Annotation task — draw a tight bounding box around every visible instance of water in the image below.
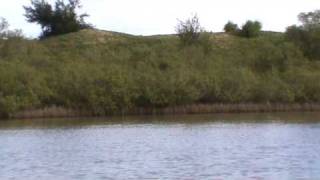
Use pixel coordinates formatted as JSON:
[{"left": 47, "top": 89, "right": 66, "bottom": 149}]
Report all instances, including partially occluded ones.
[{"left": 1, "top": 112, "right": 320, "bottom": 179}]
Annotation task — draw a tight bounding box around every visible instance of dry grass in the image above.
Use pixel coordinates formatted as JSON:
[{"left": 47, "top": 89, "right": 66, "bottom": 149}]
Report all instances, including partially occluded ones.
[
  {"left": 129, "top": 103, "right": 320, "bottom": 115},
  {"left": 12, "top": 106, "right": 93, "bottom": 119},
  {"left": 12, "top": 103, "right": 320, "bottom": 119}
]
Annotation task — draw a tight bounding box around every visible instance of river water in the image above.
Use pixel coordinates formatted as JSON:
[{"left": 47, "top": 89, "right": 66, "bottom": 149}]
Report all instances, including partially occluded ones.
[{"left": 0, "top": 112, "right": 320, "bottom": 179}]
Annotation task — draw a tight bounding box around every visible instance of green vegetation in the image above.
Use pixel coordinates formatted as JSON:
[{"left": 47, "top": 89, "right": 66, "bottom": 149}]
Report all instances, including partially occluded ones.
[
  {"left": 0, "top": 8, "right": 319, "bottom": 118},
  {"left": 285, "top": 10, "right": 320, "bottom": 60},
  {"left": 0, "top": 27, "right": 319, "bottom": 118},
  {"left": 24, "top": 0, "right": 91, "bottom": 38},
  {"left": 239, "top": 20, "right": 262, "bottom": 38},
  {"left": 223, "top": 20, "right": 262, "bottom": 38},
  {"left": 224, "top": 21, "right": 238, "bottom": 34}
]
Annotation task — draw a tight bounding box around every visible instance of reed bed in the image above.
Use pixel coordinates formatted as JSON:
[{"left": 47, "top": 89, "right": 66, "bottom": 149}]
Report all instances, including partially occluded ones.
[{"left": 11, "top": 103, "right": 320, "bottom": 119}]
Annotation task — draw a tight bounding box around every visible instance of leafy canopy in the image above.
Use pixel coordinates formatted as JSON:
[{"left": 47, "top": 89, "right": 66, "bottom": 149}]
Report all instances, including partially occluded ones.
[
  {"left": 240, "top": 20, "right": 262, "bottom": 38},
  {"left": 24, "top": 0, "right": 92, "bottom": 38},
  {"left": 224, "top": 21, "right": 239, "bottom": 34},
  {"left": 286, "top": 10, "right": 320, "bottom": 60}
]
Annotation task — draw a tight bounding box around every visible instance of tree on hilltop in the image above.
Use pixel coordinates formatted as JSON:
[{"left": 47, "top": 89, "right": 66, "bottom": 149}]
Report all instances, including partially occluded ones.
[
  {"left": 240, "top": 20, "right": 262, "bottom": 38},
  {"left": 24, "top": 0, "right": 92, "bottom": 38},
  {"left": 286, "top": 10, "right": 320, "bottom": 60},
  {"left": 224, "top": 21, "right": 239, "bottom": 34}
]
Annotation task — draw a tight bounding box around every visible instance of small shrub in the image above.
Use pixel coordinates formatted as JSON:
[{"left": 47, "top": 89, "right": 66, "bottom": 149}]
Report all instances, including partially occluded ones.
[{"left": 175, "top": 14, "right": 203, "bottom": 46}]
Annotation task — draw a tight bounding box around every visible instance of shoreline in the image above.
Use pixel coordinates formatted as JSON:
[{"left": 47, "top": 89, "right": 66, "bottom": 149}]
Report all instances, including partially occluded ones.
[{"left": 10, "top": 103, "right": 320, "bottom": 120}]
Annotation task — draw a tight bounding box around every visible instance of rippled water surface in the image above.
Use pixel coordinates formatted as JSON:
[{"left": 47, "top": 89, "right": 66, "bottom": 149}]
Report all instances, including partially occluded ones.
[{"left": 1, "top": 112, "right": 320, "bottom": 179}]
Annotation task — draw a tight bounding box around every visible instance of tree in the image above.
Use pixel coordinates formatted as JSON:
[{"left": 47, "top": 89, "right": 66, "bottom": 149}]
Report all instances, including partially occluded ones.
[
  {"left": 0, "top": 18, "right": 9, "bottom": 39},
  {"left": 24, "top": 0, "right": 92, "bottom": 38},
  {"left": 285, "top": 25, "right": 308, "bottom": 51},
  {"left": 286, "top": 10, "right": 320, "bottom": 60},
  {"left": 240, "top": 20, "right": 262, "bottom": 38},
  {"left": 0, "top": 18, "right": 8, "bottom": 33},
  {"left": 298, "top": 10, "right": 320, "bottom": 29},
  {"left": 175, "top": 14, "right": 203, "bottom": 46},
  {"left": 0, "top": 18, "right": 23, "bottom": 39},
  {"left": 224, "top": 21, "right": 238, "bottom": 34}
]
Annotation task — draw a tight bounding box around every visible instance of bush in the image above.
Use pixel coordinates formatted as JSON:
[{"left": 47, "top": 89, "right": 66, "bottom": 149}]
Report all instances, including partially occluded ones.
[
  {"left": 224, "top": 21, "right": 239, "bottom": 34},
  {"left": 217, "top": 68, "right": 257, "bottom": 103},
  {"left": 240, "top": 20, "right": 262, "bottom": 38},
  {"left": 284, "top": 68, "right": 320, "bottom": 102},
  {"left": 0, "top": 62, "right": 50, "bottom": 117},
  {"left": 175, "top": 14, "right": 203, "bottom": 46},
  {"left": 251, "top": 72, "right": 295, "bottom": 103}
]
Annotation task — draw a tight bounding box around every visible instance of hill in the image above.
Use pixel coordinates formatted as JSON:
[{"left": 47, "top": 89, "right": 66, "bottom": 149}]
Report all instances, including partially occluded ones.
[{"left": 0, "top": 29, "right": 319, "bottom": 118}]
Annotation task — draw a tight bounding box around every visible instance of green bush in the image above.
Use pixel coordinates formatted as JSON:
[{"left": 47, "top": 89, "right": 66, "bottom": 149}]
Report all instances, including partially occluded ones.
[
  {"left": 251, "top": 72, "right": 295, "bottom": 103},
  {"left": 240, "top": 20, "right": 262, "bottom": 38},
  {"left": 284, "top": 68, "right": 320, "bottom": 102},
  {"left": 0, "top": 62, "right": 50, "bottom": 117},
  {"left": 224, "top": 21, "right": 239, "bottom": 34}
]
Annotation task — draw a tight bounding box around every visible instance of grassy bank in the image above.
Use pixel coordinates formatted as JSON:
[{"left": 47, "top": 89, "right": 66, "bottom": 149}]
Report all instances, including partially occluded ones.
[{"left": 0, "top": 29, "right": 320, "bottom": 119}]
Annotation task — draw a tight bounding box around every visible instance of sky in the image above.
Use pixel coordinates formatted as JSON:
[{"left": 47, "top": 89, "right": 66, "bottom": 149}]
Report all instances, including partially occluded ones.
[{"left": 0, "top": 0, "right": 319, "bottom": 37}]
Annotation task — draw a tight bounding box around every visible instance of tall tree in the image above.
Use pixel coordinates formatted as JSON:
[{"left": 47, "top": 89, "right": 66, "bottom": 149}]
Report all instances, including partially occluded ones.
[{"left": 24, "top": 0, "right": 92, "bottom": 38}]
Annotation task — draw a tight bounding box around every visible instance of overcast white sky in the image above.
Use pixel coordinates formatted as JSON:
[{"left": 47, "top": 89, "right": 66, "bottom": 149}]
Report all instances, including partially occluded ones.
[{"left": 0, "top": 0, "right": 319, "bottom": 37}]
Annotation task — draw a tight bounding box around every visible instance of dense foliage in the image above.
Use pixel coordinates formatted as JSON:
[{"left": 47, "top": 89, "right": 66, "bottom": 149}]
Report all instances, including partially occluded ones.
[
  {"left": 240, "top": 20, "right": 262, "bottom": 38},
  {"left": 24, "top": 0, "right": 91, "bottom": 38},
  {"left": 0, "top": 9, "right": 319, "bottom": 118},
  {"left": 223, "top": 20, "right": 262, "bottom": 38},
  {"left": 224, "top": 21, "right": 238, "bottom": 34},
  {"left": 0, "top": 28, "right": 319, "bottom": 117},
  {"left": 285, "top": 10, "right": 320, "bottom": 60}
]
